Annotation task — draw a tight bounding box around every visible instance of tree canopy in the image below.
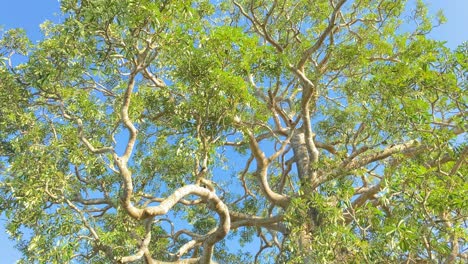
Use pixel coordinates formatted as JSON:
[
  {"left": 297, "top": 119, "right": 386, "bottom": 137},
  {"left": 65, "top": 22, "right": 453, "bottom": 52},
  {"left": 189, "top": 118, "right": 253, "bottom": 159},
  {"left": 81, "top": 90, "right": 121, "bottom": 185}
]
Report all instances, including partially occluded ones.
[{"left": 0, "top": 0, "right": 466, "bottom": 263}]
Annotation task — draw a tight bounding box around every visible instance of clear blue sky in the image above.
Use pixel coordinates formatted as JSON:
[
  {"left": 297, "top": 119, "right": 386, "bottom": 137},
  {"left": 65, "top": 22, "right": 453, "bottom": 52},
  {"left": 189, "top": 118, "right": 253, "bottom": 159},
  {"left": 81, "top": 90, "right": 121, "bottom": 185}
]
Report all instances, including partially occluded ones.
[{"left": 0, "top": 0, "right": 467, "bottom": 262}]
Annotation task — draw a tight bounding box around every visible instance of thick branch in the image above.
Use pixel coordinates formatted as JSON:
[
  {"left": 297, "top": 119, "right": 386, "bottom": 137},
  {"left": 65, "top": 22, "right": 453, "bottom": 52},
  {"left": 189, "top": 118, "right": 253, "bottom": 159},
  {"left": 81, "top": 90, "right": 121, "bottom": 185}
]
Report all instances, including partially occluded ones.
[
  {"left": 246, "top": 130, "right": 290, "bottom": 208},
  {"left": 230, "top": 211, "right": 287, "bottom": 234}
]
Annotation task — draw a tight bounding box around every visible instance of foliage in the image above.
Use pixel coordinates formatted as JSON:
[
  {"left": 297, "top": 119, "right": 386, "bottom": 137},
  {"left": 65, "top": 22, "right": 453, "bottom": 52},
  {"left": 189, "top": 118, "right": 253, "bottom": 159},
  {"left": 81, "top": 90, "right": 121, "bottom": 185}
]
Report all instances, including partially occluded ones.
[{"left": 0, "top": 0, "right": 466, "bottom": 263}]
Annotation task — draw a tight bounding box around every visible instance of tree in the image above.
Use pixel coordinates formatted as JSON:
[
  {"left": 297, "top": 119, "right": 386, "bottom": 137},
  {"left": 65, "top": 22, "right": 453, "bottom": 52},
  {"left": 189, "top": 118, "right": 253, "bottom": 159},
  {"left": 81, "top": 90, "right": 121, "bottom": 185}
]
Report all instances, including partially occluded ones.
[{"left": 0, "top": 0, "right": 466, "bottom": 263}]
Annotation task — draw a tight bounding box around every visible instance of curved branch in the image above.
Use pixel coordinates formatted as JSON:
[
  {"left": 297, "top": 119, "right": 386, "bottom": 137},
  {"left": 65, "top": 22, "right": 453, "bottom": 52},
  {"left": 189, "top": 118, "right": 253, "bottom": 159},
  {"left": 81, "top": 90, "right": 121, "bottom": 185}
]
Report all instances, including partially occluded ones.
[
  {"left": 123, "top": 185, "right": 230, "bottom": 262},
  {"left": 246, "top": 130, "right": 290, "bottom": 208},
  {"left": 120, "top": 218, "right": 153, "bottom": 263},
  {"left": 114, "top": 71, "right": 140, "bottom": 219},
  {"left": 77, "top": 118, "right": 114, "bottom": 154},
  {"left": 120, "top": 72, "right": 138, "bottom": 162}
]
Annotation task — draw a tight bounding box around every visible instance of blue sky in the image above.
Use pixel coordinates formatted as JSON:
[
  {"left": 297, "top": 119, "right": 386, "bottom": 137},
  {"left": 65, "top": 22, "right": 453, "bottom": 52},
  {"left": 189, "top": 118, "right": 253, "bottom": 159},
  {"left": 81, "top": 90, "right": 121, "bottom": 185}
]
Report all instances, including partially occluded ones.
[{"left": 0, "top": 0, "right": 467, "bottom": 262}]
